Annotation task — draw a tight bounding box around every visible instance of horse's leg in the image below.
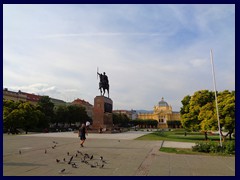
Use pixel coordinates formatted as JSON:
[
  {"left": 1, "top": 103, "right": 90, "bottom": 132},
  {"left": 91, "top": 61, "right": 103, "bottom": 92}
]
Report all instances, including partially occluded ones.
[{"left": 103, "top": 88, "right": 105, "bottom": 96}]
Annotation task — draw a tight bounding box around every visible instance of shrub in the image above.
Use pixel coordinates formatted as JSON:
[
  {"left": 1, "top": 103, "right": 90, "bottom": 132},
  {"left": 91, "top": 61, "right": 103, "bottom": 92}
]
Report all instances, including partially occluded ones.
[
  {"left": 192, "top": 141, "right": 235, "bottom": 154},
  {"left": 192, "top": 142, "right": 211, "bottom": 153},
  {"left": 224, "top": 141, "right": 235, "bottom": 154}
]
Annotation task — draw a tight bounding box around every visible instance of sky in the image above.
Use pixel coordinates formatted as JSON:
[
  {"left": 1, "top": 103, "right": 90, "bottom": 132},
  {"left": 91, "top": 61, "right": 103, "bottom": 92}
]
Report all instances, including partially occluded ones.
[{"left": 3, "top": 4, "right": 235, "bottom": 111}]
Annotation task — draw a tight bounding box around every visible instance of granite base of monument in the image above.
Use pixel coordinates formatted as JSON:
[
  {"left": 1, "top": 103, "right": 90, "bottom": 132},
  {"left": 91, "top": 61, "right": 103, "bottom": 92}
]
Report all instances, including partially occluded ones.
[{"left": 92, "top": 96, "right": 113, "bottom": 132}]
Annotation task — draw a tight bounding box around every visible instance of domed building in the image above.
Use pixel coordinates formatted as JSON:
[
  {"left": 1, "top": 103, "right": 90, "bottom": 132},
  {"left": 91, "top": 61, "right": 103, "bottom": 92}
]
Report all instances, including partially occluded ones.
[{"left": 138, "top": 97, "right": 181, "bottom": 128}]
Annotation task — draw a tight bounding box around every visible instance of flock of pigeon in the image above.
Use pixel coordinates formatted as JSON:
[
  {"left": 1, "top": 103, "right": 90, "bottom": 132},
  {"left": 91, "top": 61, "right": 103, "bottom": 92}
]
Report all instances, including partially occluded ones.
[
  {"left": 52, "top": 141, "right": 108, "bottom": 174},
  {"left": 19, "top": 140, "right": 107, "bottom": 174}
]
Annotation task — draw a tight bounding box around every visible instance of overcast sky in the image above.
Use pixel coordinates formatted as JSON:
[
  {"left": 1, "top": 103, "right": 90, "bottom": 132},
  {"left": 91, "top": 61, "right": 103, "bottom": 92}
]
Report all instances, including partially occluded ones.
[{"left": 3, "top": 4, "right": 235, "bottom": 111}]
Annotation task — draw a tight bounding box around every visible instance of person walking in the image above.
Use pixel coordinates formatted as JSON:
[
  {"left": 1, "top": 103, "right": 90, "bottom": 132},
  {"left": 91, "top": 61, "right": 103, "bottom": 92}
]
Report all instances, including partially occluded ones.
[{"left": 78, "top": 123, "right": 87, "bottom": 147}]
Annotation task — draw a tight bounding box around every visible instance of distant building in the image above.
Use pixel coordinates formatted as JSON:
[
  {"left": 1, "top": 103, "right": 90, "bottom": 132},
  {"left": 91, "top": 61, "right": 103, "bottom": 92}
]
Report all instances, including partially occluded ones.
[
  {"left": 71, "top": 98, "right": 93, "bottom": 119},
  {"left": 3, "top": 88, "right": 27, "bottom": 102},
  {"left": 113, "top": 109, "right": 137, "bottom": 120},
  {"left": 3, "top": 88, "right": 66, "bottom": 107},
  {"left": 20, "top": 91, "right": 41, "bottom": 105},
  {"left": 138, "top": 97, "right": 181, "bottom": 128},
  {"left": 3, "top": 88, "right": 41, "bottom": 105}
]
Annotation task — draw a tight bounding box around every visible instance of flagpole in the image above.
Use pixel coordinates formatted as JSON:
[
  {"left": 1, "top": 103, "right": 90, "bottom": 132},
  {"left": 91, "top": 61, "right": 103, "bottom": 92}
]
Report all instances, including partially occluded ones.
[{"left": 210, "top": 49, "right": 222, "bottom": 147}]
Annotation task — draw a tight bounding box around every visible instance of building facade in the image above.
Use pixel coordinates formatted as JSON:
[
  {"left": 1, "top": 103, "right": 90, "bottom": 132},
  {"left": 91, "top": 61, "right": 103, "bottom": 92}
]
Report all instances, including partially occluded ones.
[
  {"left": 3, "top": 88, "right": 66, "bottom": 107},
  {"left": 71, "top": 98, "right": 93, "bottom": 119},
  {"left": 138, "top": 97, "right": 181, "bottom": 128},
  {"left": 113, "top": 109, "right": 137, "bottom": 120}
]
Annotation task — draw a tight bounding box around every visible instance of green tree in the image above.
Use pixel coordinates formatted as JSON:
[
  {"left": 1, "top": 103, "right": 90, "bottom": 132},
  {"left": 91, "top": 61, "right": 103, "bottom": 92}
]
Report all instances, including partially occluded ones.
[
  {"left": 17, "top": 102, "right": 42, "bottom": 133},
  {"left": 113, "top": 113, "right": 130, "bottom": 127},
  {"left": 218, "top": 90, "right": 235, "bottom": 140},
  {"left": 3, "top": 100, "right": 43, "bottom": 134},
  {"left": 54, "top": 105, "right": 68, "bottom": 127},
  {"left": 180, "top": 95, "right": 191, "bottom": 115},
  {"left": 198, "top": 102, "right": 218, "bottom": 140},
  {"left": 180, "top": 90, "right": 235, "bottom": 141},
  {"left": 37, "top": 96, "right": 54, "bottom": 128},
  {"left": 66, "top": 105, "right": 88, "bottom": 126}
]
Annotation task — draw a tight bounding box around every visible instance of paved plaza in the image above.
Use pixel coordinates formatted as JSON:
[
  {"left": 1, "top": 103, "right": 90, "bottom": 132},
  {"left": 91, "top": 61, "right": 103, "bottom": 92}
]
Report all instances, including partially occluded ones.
[{"left": 3, "top": 131, "right": 235, "bottom": 176}]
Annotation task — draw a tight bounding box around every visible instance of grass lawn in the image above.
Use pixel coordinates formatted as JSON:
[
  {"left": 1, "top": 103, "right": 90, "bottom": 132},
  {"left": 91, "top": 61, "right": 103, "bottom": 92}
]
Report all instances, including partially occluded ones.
[
  {"left": 135, "top": 129, "right": 233, "bottom": 143},
  {"left": 135, "top": 129, "right": 235, "bottom": 156},
  {"left": 160, "top": 147, "right": 235, "bottom": 156}
]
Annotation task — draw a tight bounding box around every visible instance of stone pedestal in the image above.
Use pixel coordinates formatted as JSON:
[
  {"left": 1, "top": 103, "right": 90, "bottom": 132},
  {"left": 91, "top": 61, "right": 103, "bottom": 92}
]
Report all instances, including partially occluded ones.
[{"left": 92, "top": 96, "right": 113, "bottom": 131}]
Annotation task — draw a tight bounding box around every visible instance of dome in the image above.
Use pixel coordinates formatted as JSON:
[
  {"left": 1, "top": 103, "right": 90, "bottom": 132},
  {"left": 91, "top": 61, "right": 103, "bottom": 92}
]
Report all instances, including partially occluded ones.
[{"left": 158, "top": 97, "right": 169, "bottom": 107}]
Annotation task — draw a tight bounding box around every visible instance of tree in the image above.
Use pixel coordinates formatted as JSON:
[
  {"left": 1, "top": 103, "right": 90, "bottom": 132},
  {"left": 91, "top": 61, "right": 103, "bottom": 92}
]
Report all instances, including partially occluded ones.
[
  {"left": 167, "top": 120, "right": 181, "bottom": 129},
  {"left": 198, "top": 102, "right": 218, "bottom": 140},
  {"left": 180, "top": 90, "right": 235, "bottom": 141},
  {"left": 17, "top": 102, "right": 42, "bottom": 133},
  {"left": 37, "top": 96, "right": 54, "bottom": 128},
  {"left": 66, "top": 105, "right": 88, "bottom": 126},
  {"left": 113, "top": 113, "right": 130, "bottom": 127},
  {"left": 3, "top": 100, "right": 43, "bottom": 134},
  {"left": 54, "top": 105, "right": 68, "bottom": 127},
  {"left": 218, "top": 90, "right": 235, "bottom": 140},
  {"left": 180, "top": 95, "right": 191, "bottom": 115}
]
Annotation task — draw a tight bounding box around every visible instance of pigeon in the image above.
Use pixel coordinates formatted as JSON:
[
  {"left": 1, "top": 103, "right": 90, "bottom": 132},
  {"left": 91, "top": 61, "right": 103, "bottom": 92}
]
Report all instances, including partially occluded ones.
[
  {"left": 77, "top": 150, "right": 83, "bottom": 156},
  {"left": 67, "top": 152, "right": 70, "bottom": 156},
  {"left": 84, "top": 153, "right": 90, "bottom": 158},
  {"left": 84, "top": 161, "right": 89, "bottom": 165},
  {"left": 63, "top": 158, "right": 66, "bottom": 162},
  {"left": 101, "top": 160, "right": 107, "bottom": 164},
  {"left": 118, "top": 140, "right": 120, "bottom": 142},
  {"left": 91, "top": 164, "right": 96, "bottom": 168},
  {"left": 100, "top": 164, "right": 104, "bottom": 168},
  {"left": 52, "top": 146, "right": 55, "bottom": 149},
  {"left": 100, "top": 156, "right": 103, "bottom": 160},
  {"left": 75, "top": 154, "right": 78, "bottom": 157},
  {"left": 45, "top": 149, "right": 47, "bottom": 154},
  {"left": 72, "top": 163, "right": 77, "bottom": 168},
  {"left": 56, "top": 159, "right": 60, "bottom": 163},
  {"left": 90, "top": 155, "right": 93, "bottom": 160},
  {"left": 59, "top": 169, "right": 65, "bottom": 173},
  {"left": 68, "top": 156, "right": 73, "bottom": 164},
  {"left": 19, "top": 150, "right": 21, "bottom": 154}
]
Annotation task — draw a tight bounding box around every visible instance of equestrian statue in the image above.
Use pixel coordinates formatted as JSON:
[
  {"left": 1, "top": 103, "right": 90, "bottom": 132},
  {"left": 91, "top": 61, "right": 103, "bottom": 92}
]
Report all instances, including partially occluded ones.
[{"left": 97, "top": 69, "right": 110, "bottom": 98}]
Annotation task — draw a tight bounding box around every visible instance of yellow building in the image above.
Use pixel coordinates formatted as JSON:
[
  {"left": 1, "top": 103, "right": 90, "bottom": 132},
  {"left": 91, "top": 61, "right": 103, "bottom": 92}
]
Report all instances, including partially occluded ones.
[{"left": 138, "top": 97, "right": 181, "bottom": 128}]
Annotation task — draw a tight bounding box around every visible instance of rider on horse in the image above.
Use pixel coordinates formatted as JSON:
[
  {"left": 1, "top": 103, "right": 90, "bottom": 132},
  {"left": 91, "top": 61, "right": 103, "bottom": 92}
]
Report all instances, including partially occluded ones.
[{"left": 97, "top": 71, "right": 109, "bottom": 97}]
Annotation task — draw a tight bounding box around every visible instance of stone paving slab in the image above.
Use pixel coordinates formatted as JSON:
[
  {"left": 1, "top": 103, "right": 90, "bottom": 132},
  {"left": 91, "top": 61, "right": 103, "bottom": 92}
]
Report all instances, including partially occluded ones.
[
  {"left": 3, "top": 132, "right": 235, "bottom": 176},
  {"left": 19, "top": 131, "right": 152, "bottom": 140},
  {"left": 162, "top": 141, "right": 195, "bottom": 149}
]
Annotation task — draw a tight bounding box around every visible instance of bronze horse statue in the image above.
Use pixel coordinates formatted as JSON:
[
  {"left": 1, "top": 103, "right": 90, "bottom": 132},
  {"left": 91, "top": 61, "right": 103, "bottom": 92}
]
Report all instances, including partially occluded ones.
[
  {"left": 99, "top": 81, "right": 109, "bottom": 98},
  {"left": 98, "top": 72, "right": 109, "bottom": 98}
]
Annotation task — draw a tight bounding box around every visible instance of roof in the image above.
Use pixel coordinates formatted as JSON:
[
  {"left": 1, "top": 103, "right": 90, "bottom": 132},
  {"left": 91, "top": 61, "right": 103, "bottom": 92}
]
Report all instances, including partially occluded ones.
[{"left": 158, "top": 97, "right": 169, "bottom": 107}]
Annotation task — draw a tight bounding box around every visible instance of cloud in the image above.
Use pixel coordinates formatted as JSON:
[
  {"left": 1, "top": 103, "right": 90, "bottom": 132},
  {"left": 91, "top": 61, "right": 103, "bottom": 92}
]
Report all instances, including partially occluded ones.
[
  {"left": 3, "top": 4, "right": 235, "bottom": 111},
  {"left": 189, "top": 58, "right": 208, "bottom": 68}
]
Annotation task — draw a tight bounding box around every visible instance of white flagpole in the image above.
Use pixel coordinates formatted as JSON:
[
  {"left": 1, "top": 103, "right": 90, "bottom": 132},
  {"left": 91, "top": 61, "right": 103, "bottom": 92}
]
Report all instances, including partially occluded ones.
[{"left": 210, "top": 49, "right": 222, "bottom": 147}]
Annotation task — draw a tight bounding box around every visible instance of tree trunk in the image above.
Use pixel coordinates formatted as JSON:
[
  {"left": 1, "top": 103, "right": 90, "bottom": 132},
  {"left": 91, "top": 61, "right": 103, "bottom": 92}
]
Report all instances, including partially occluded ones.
[
  {"left": 229, "top": 133, "right": 232, "bottom": 140},
  {"left": 204, "top": 131, "right": 208, "bottom": 140}
]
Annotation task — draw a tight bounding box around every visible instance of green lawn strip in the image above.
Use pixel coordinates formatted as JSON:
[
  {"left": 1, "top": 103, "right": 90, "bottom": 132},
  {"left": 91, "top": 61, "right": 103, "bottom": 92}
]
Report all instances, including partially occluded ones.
[
  {"left": 135, "top": 131, "right": 230, "bottom": 143},
  {"left": 159, "top": 147, "right": 235, "bottom": 156},
  {"left": 160, "top": 147, "right": 196, "bottom": 154}
]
